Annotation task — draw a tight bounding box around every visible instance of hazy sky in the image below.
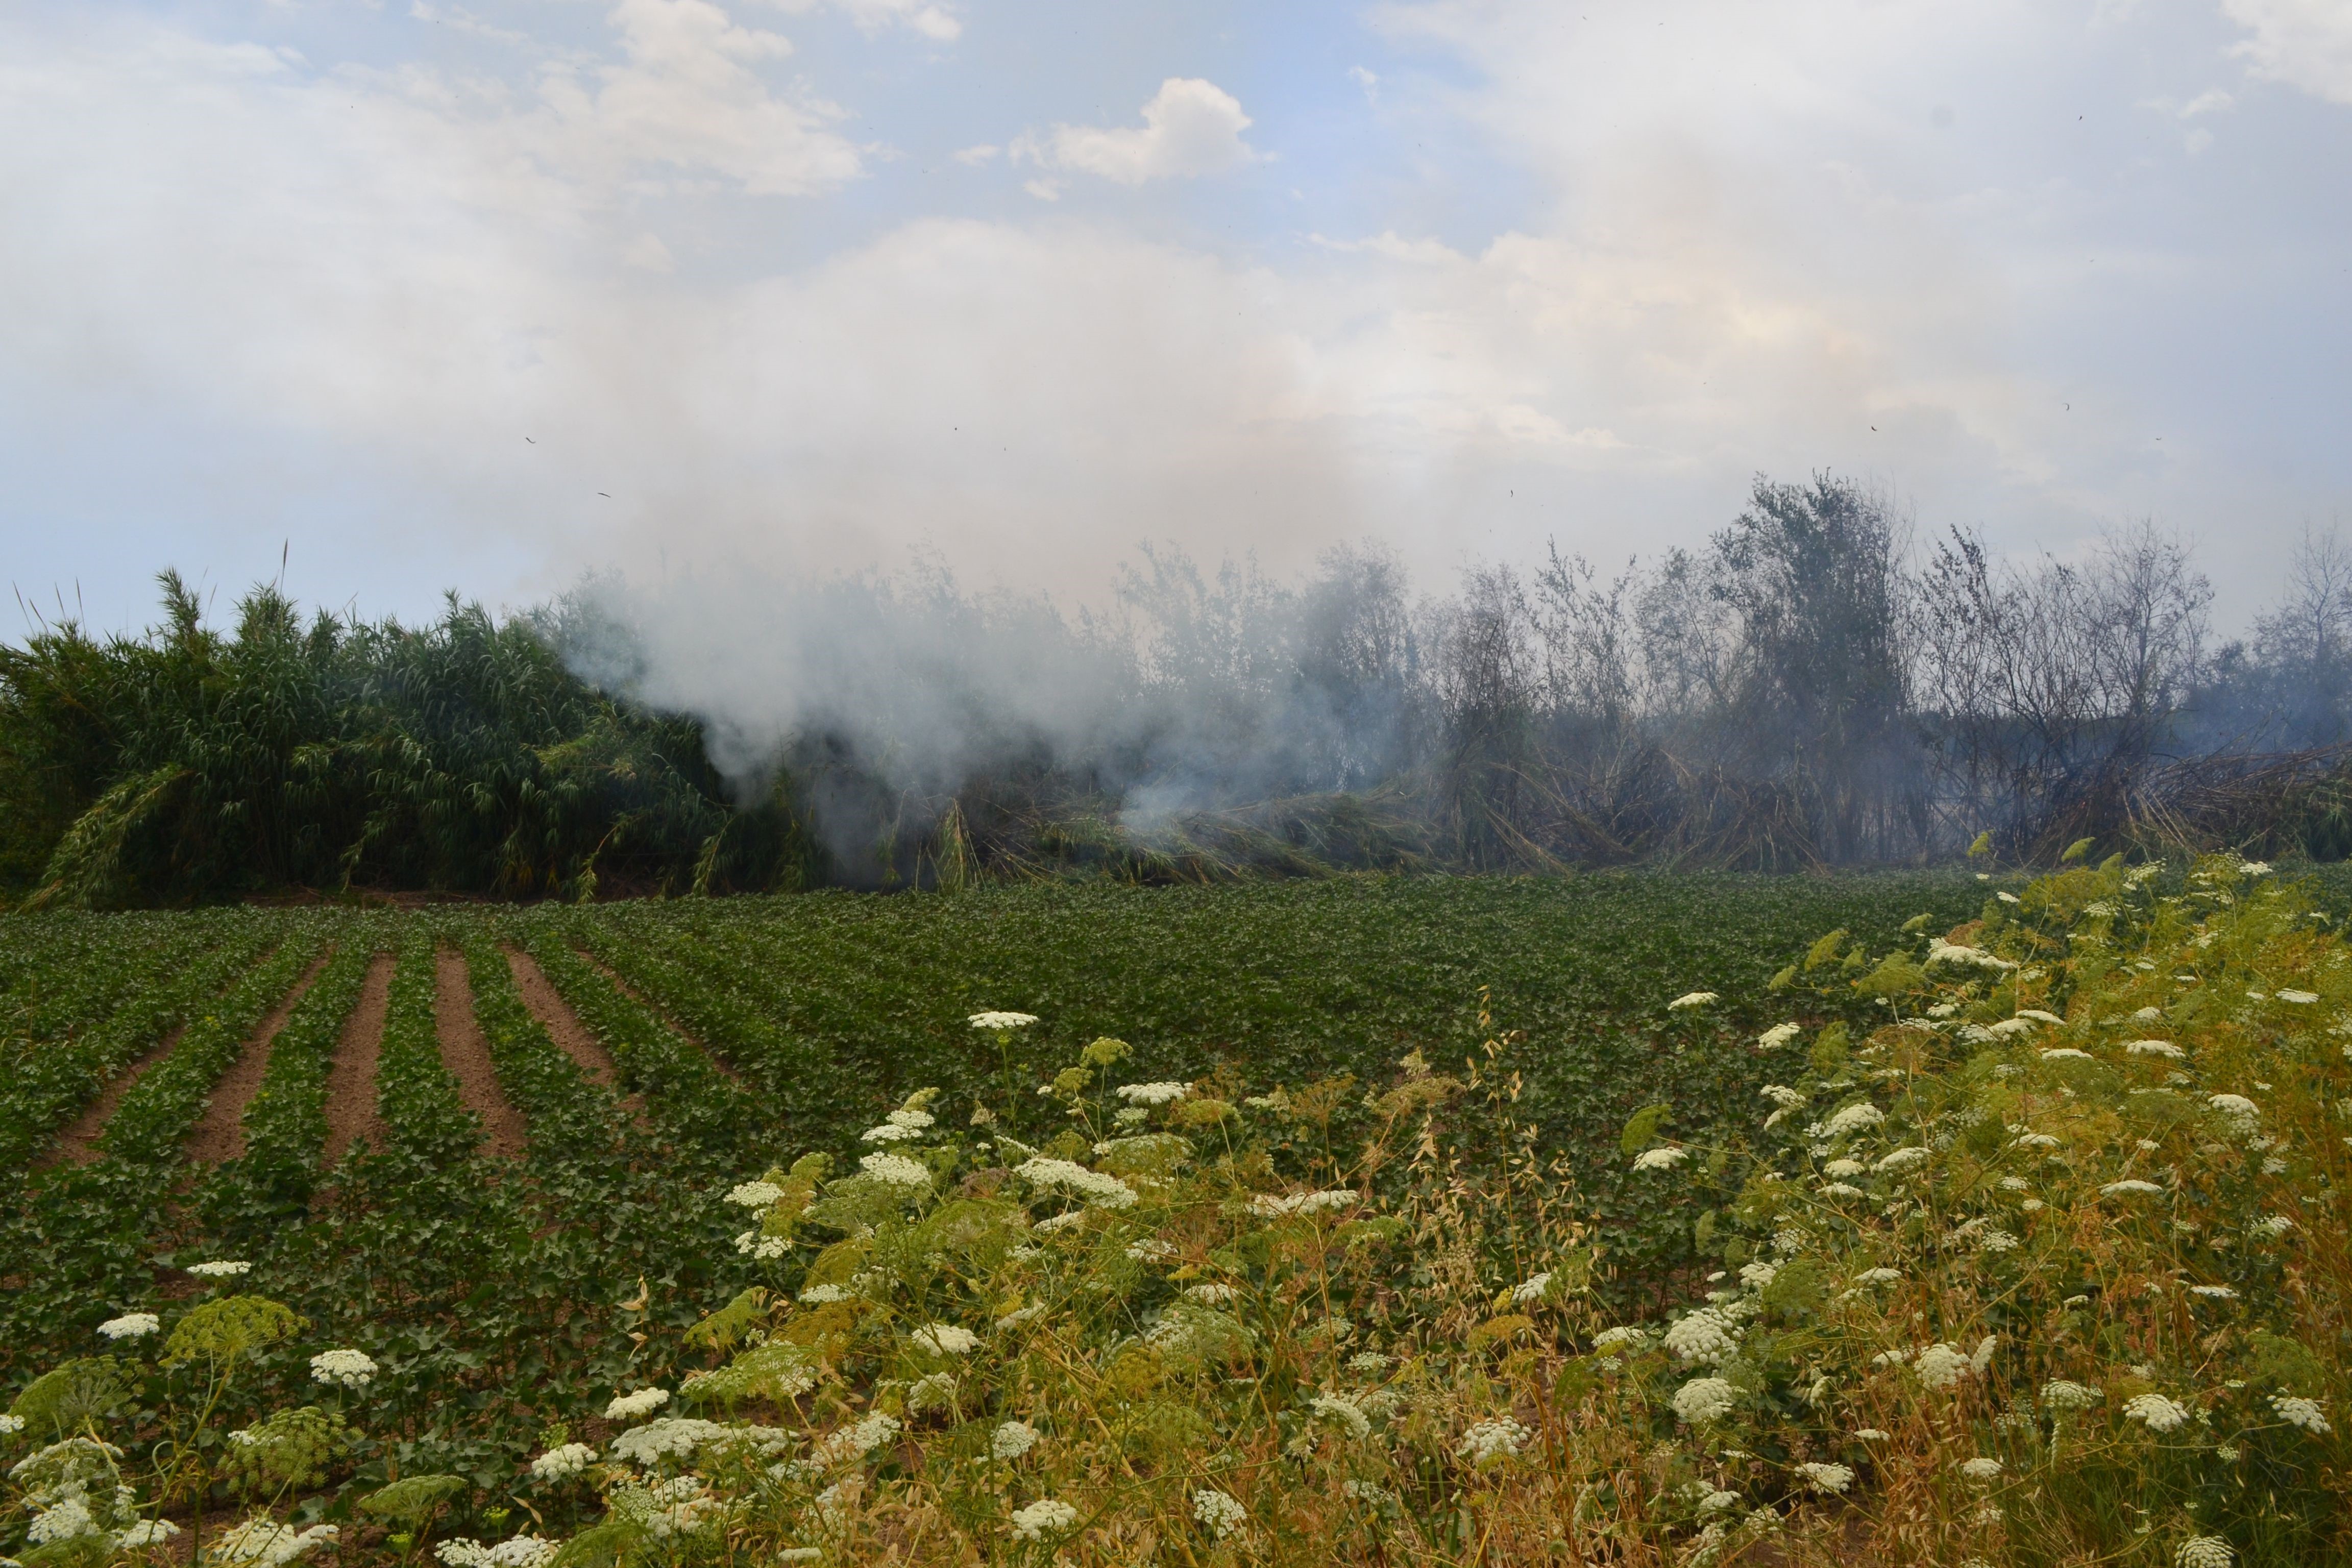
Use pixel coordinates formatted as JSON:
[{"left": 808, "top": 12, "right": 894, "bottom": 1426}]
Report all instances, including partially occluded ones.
[{"left": 4, "top": 0, "right": 2348, "bottom": 635}]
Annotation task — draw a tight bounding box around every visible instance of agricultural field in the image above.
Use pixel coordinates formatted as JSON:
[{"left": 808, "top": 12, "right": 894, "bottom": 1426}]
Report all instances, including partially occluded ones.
[{"left": 7, "top": 864, "right": 2352, "bottom": 1564}]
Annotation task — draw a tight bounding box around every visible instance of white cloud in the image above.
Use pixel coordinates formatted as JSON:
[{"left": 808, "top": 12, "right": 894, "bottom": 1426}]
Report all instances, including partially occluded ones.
[
  {"left": 765, "top": 0, "right": 961, "bottom": 43},
  {"left": 950, "top": 143, "right": 998, "bottom": 164},
  {"left": 525, "top": 0, "right": 860, "bottom": 197},
  {"left": 1013, "top": 78, "right": 1258, "bottom": 185},
  {"left": 2223, "top": 0, "right": 2352, "bottom": 104}
]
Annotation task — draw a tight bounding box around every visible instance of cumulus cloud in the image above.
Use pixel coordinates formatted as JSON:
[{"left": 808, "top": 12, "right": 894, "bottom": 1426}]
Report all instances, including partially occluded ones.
[
  {"left": 2223, "top": 0, "right": 2352, "bottom": 104},
  {"left": 1013, "top": 78, "right": 1259, "bottom": 184}
]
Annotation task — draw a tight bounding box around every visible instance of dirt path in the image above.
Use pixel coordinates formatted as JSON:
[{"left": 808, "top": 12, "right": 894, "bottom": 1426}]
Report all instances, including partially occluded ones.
[
  {"left": 322, "top": 953, "right": 395, "bottom": 1165},
  {"left": 505, "top": 946, "right": 624, "bottom": 1090},
  {"left": 42, "top": 1026, "right": 189, "bottom": 1169},
  {"left": 182, "top": 952, "right": 334, "bottom": 1165},
  {"left": 434, "top": 947, "right": 528, "bottom": 1158},
  {"left": 580, "top": 950, "right": 745, "bottom": 1084}
]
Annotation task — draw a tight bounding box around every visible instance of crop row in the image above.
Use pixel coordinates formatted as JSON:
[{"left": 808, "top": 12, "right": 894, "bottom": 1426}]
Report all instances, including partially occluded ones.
[
  {"left": 0, "top": 912, "right": 284, "bottom": 1172},
  {"left": 0, "top": 919, "right": 331, "bottom": 1367},
  {"left": 511, "top": 924, "right": 756, "bottom": 1156},
  {"left": 197, "top": 929, "right": 381, "bottom": 1239}
]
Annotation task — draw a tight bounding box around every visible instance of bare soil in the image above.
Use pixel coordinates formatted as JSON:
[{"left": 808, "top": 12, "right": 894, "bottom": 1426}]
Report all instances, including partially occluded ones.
[
  {"left": 41, "top": 1027, "right": 187, "bottom": 1169},
  {"left": 582, "top": 950, "right": 745, "bottom": 1083},
  {"left": 505, "top": 946, "right": 651, "bottom": 1123},
  {"left": 321, "top": 953, "right": 395, "bottom": 1165},
  {"left": 182, "top": 951, "right": 333, "bottom": 1165},
  {"left": 434, "top": 946, "right": 528, "bottom": 1158}
]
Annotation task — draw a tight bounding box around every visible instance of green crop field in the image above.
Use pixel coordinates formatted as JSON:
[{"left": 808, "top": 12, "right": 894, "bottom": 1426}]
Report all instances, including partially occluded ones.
[
  {"left": 8, "top": 865, "right": 2352, "bottom": 1563},
  {"left": 0, "top": 876, "right": 1981, "bottom": 1478}
]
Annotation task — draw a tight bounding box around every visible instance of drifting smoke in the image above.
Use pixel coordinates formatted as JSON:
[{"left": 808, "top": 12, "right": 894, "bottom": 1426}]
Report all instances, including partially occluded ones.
[{"left": 554, "top": 475, "right": 2352, "bottom": 886}]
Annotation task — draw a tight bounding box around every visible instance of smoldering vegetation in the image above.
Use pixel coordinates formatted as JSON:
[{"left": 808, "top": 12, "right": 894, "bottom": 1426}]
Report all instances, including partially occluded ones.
[
  {"left": 7, "top": 473, "right": 2351, "bottom": 905},
  {"left": 563, "top": 473, "right": 2352, "bottom": 889}
]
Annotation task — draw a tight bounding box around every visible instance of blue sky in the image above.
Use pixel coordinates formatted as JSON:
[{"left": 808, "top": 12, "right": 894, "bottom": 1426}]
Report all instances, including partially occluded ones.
[{"left": 3, "top": 0, "right": 2349, "bottom": 637}]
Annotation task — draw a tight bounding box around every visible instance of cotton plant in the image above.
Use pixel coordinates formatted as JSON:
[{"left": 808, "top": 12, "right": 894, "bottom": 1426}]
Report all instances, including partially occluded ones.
[{"left": 1603, "top": 852, "right": 2348, "bottom": 1564}]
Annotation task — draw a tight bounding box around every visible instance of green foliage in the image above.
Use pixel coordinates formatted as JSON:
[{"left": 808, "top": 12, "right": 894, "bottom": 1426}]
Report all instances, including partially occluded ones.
[
  {"left": 162, "top": 1295, "right": 304, "bottom": 1368},
  {"left": 221, "top": 1405, "right": 355, "bottom": 1494},
  {"left": 358, "top": 1473, "right": 469, "bottom": 1525},
  {"left": 0, "top": 576, "right": 811, "bottom": 906},
  {"left": 7, "top": 1358, "right": 131, "bottom": 1437}
]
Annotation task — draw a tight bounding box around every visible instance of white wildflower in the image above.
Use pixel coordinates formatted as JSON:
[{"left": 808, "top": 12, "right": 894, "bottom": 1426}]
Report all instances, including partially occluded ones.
[
  {"left": 2277, "top": 989, "right": 2318, "bottom": 1004},
  {"left": 1251, "top": 1189, "right": 1359, "bottom": 1216},
  {"left": 1875, "top": 1146, "right": 1929, "bottom": 1174},
  {"left": 1959, "top": 1457, "right": 2002, "bottom": 1481},
  {"left": 185, "top": 1261, "right": 250, "bottom": 1279},
  {"left": 1822, "top": 1157, "right": 1865, "bottom": 1177},
  {"left": 26, "top": 1498, "right": 98, "bottom": 1544},
  {"left": 996, "top": 1303, "right": 1044, "bottom": 1328},
  {"left": 1016, "top": 1158, "right": 1137, "bottom": 1209},
  {"left": 1698, "top": 1488, "right": 1739, "bottom": 1512},
  {"left": 1758, "top": 1023, "right": 1802, "bottom": 1049},
  {"left": 2040, "top": 1047, "right": 2093, "bottom": 1061},
  {"left": 1927, "top": 941, "right": 2016, "bottom": 972},
  {"left": 1591, "top": 1327, "right": 1649, "bottom": 1352},
  {"left": 2271, "top": 1394, "right": 2330, "bottom": 1434},
  {"left": 1032, "top": 1210, "right": 1088, "bottom": 1233},
  {"left": 860, "top": 1123, "right": 920, "bottom": 1142},
  {"left": 2188, "top": 1284, "right": 2237, "bottom": 1300},
  {"left": 96, "top": 1313, "right": 160, "bottom": 1341},
  {"left": 1819, "top": 1102, "right": 1885, "bottom": 1139},
  {"left": 1852, "top": 1428, "right": 1890, "bottom": 1440},
  {"left": 857, "top": 1152, "right": 933, "bottom": 1189},
  {"left": 2101, "top": 1179, "right": 2164, "bottom": 1196},
  {"left": 309, "top": 1349, "right": 377, "bottom": 1389},
  {"left": 1632, "top": 1146, "right": 1688, "bottom": 1172},
  {"left": 2123, "top": 1393, "right": 2191, "bottom": 1432},
  {"left": 1668, "top": 991, "right": 1718, "bottom": 1011},
  {"left": 799, "top": 1284, "right": 849, "bottom": 1304},
  {"left": 2251, "top": 1215, "right": 2294, "bottom": 1239},
  {"left": 991, "top": 1420, "right": 1040, "bottom": 1460},
  {"left": 118, "top": 1520, "right": 183, "bottom": 1547},
  {"left": 1186, "top": 1283, "right": 1238, "bottom": 1305},
  {"left": 1737, "top": 1261, "right": 1777, "bottom": 1289},
  {"left": 605, "top": 1388, "right": 671, "bottom": 1421},
  {"left": 1852, "top": 1267, "right": 1902, "bottom": 1286},
  {"left": 810, "top": 1412, "right": 900, "bottom": 1467},
  {"left": 2207, "top": 1093, "right": 2260, "bottom": 1125},
  {"left": 1794, "top": 1462, "right": 1854, "bottom": 1494},
  {"left": 1008, "top": 1498, "right": 1077, "bottom": 1540},
  {"left": 1673, "top": 1378, "right": 1740, "bottom": 1424},
  {"left": 439, "top": 1539, "right": 559, "bottom": 1568},
  {"left": 1819, "top": 1182, "right": 1868, "bottom": 1198},
  {"left": 211, "top": 1520, "right": 338, "bottom": 1567},
  {"left": 1662, "top": 1308, "right": 1743, "bottom": 1365},
  {"left": 1510, "top": 1273, "right": 1554, "bottom": 1305},
  {"left": 2125, "top": 1040, "right": 2184, "bottom": 1058},
  {"left": 1761, "top": 1084, "right": 1808, "bottom": 1110},
  {"left": 968, "top": 1012, "right": 1039, "bottom": 1030},
  {"left": 1193, "top": 1489, "right": 1248, "bottom": 1539},
  {"left": 1310, "top": 1393, "right": 1373, "bottom": 1439},
  {"left": 911, "top": 1324, "right": 978, "bottom": 1357},
  {"left": 2175, "top": 1536, "right": 2235, "bottom": 1568},
  {"left": 1455, "top": 1419, "right": 1530, "bottom": 1465},
  {"left": 2042, "top": 1380, "right": 2101, "bottom": 1410},
  {"left": 530, "top": 1443, "right": 596, "bottom": 1482},
  {"left": 1115, "top": 1082, "right": 1190, "bottom": 1105},
  {"left": 1913, "top": 1343, "right": 1974, "bottom": 1389},
  {"left": 724, "top": 1181, "right": 784, "bottom": 1208}
]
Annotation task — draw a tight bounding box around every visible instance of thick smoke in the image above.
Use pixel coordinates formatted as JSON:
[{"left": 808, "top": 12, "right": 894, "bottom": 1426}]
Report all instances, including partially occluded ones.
[{"left": 553, "top": 480, "right": 2352, "bottom": 883}]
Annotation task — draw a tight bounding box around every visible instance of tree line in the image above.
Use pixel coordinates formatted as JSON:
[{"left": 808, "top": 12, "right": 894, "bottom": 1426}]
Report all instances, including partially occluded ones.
[{"left": 5, "top": 475, "right": 2348, "bottom": 904}]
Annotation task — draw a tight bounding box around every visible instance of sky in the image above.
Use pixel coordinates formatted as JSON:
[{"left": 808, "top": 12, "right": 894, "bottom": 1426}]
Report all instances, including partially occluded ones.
[{"left": 3, "top": 0, "right": 2349, "bottom": 638}]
